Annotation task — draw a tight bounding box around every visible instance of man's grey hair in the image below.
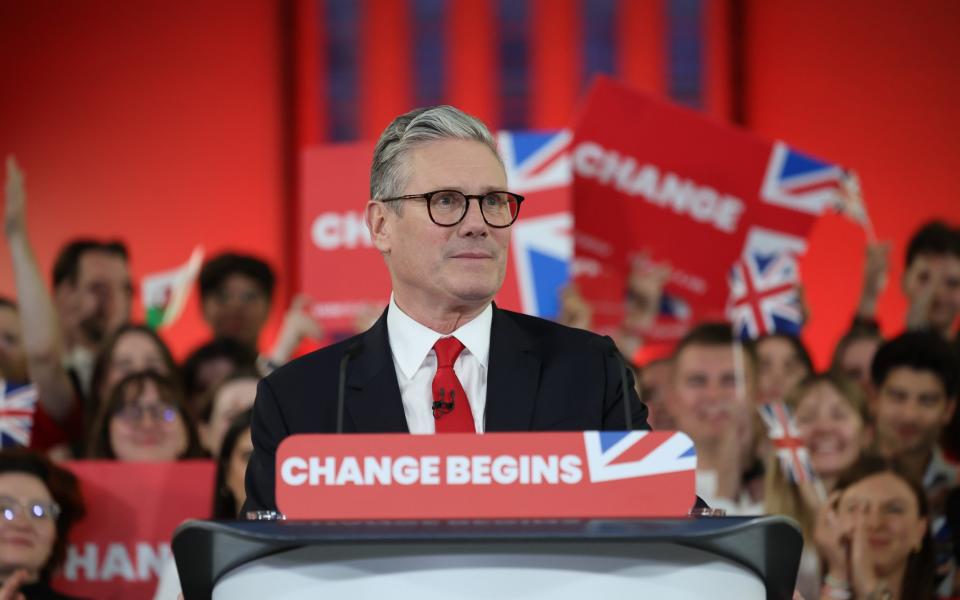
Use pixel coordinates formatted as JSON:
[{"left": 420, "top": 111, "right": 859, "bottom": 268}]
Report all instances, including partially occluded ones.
[{"left": 370, "top": 105, "right": 502, "bottom": 202}]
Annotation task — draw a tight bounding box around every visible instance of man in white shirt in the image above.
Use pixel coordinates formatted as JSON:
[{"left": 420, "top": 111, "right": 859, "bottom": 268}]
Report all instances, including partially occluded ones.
[{"left": 244, "top": 105, "right": 648, "bottom": 512}]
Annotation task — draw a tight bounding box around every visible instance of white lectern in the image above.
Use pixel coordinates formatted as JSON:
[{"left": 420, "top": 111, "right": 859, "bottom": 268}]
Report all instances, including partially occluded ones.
[{"left": 173, "top": 516, "right": 801, "bottom": 600}]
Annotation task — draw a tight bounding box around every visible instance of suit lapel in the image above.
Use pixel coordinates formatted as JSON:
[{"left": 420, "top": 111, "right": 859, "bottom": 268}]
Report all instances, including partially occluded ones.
[
  {"left": 344, "top": 308, "right": 409, "bottom": 433},
  {"left": 485, "top": 307, "right": 541, "bottom": 431}
]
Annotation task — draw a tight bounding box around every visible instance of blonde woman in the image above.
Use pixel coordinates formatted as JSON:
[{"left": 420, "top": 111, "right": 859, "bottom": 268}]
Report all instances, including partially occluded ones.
[{"left": 764, "top": 373, "right": 872, "bottom": 599}]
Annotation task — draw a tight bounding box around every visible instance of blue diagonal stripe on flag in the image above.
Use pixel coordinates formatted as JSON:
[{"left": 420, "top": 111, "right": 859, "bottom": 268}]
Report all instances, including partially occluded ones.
[
  {"left": 781, "top": 149, "right": 834, "bottom": 178},
  {"left": 599, "top": 431, "right": 632, "bottom": 453}
]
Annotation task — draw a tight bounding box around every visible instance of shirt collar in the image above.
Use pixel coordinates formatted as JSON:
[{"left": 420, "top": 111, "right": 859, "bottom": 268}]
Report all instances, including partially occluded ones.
[{"left": 387, "top": 294, "right": 492, "bottom": 379}]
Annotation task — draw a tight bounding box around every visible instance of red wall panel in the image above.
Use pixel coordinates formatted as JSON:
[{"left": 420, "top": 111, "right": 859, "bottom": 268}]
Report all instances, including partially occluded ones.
[
  {"left": 0, "top": 0, "right": 288, "bottom": 358},
  {"left": 744, "top": 0, "right": 960, "bottom": 365}
]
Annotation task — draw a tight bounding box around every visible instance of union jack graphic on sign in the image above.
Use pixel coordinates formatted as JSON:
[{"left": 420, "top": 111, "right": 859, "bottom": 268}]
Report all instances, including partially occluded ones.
[
  {"left": 760, "top": 141, "right": 848, "bottom": 217},
  {"left": 0, "top": 380, "right": 38, "bottom": 448},
  {"left": 583, "top": 430, "right": 696, "bottom": 483},
  {"left": 727, "top": 250, "right": 803, "bottom": 340},
  {"left": 758, "top": 402, "right": 815, "bottom": 484}
]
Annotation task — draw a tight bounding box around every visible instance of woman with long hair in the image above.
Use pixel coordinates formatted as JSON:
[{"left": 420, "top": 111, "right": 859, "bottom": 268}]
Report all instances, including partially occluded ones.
[
  {"left": 764, "top": 372, "right": 871, "bottom": 598},
  {"left": 815, "top": 454, "right": 936, "bottom": 599}
]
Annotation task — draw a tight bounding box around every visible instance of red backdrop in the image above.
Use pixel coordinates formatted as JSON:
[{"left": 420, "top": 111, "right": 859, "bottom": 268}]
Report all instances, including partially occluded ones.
[
  {"left": 1, "top": 0, "right": 959, "bottom": 366},
  {"left": 0, "top": 0, "right": 289, "bottom": 358}
]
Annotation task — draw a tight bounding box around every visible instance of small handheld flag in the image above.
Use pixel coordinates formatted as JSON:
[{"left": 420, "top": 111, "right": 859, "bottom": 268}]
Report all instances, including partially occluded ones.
[
  {"left": 758, "top": 402, "right": 815, "bottom": 484},
  {"left": 142, "top": 246, "right": 204, "bottom": 330},
  {"left": 0, "top": 380, "right": 38, "bottom": 448}
]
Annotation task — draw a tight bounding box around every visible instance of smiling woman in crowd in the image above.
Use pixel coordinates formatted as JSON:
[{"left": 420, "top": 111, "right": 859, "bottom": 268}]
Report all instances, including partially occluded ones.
[
  {"left": 815, "top": 454, "right": 936, "bottom": 600},
  {"left": 765, "top": 372, "right": 871, "bottom": 599},
  {"left": 0, "top": 449, "right": 85, "bottom": 600},
  {"left": 87, "top": 371, "right": 203, "bottom": 462}
]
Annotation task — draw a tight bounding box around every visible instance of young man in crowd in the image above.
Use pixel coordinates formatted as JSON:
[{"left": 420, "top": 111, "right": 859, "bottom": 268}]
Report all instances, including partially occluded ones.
[
  {"left": 668, "top": 322, "right": 762, "bottom": 514},
  {"left": 870, "top": 330, "right": 958, "bottom": 592},
  {"left": 856, "top": 220, "right": 960, "bottom": 339},
  {"left": 198, "top": 253, "right": 275, "bottom": 352},
  {"left": 51, "top": 239, "right": 133, "bottom": 391}
]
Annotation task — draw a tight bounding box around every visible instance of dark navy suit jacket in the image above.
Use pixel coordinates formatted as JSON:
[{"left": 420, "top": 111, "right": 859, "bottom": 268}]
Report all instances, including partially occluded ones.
[{"left": 243, "top": 305, "right": 650, "bottom": 512}]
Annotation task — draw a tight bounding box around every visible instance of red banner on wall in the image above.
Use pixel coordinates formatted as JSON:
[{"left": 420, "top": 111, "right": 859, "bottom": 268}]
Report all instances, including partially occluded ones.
[
  {"left": 276, "top": 431, "right": 696, "bottom": 520},
  {"left": 572, "top": 77, "right": 849, "bottom": 340},
  {"left": 53, "top": 460, "right": 214, "bottom": 600}
]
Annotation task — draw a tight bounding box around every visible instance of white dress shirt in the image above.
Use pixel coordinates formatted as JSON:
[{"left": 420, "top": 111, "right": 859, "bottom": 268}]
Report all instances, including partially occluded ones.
[{"left": 386, "top": 295, "right": 491, "bottom": 434}]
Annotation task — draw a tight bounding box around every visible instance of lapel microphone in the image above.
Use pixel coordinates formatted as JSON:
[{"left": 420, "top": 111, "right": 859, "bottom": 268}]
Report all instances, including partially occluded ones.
[
  {"left": 336, "top": 339, "right": 365, "bottom": 434},
  {"left": 433, "top": 387, "right": 455, "bottom": 418}
]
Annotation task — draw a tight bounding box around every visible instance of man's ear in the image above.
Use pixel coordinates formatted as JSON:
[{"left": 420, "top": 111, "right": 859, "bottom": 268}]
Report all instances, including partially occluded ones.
[
  {"left": 942, "top": 397, "right": 957, "bottom": 425},
  {"left": 365, "top": 200, "right": 392, "bottom": 255}
]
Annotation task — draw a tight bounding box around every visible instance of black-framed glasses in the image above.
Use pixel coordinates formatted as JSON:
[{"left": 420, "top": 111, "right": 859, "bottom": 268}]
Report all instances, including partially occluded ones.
[
  {"left": 379, "top": 189, "right": 524, "bottom": 228},
  {"left": 0, "top": 496, "right": 61, "bottom": 522}
]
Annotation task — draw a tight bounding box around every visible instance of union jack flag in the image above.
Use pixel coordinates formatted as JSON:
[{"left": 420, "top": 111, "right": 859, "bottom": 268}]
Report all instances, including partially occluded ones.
[
  {"left": 583, "top": 430, "right": 696, "bottom": 483},
  {"left": 501, "top": 130, "right": 573, "bottom": 319},
  {"left": 0, "top": 380, "right": 38, "bottom": 448},
  {"left": 727, "top": 249, "right": 803, "bottom": 340},
  {"left": 760, "top": 142, "right": 848, "bottom": 215},
  {"left": 758, "top": 402, "right": 815, "bottom": 484}
]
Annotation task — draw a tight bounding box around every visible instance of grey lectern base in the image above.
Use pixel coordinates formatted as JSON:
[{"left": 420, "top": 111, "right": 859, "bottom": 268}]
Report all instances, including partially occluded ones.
[{"left": 173, "top": 517, "right": 801, "bottom": 600}]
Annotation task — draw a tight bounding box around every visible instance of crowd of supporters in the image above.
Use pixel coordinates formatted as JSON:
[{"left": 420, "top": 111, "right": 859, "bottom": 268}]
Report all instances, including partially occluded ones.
[{"left": 2, "top": 153, "right": 960, "bottom": 600}]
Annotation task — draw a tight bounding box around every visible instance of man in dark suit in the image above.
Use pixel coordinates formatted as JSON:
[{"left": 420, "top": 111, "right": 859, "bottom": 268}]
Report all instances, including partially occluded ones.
[{"left": 244, "top": 105, "right": 648, "bottom": 513}]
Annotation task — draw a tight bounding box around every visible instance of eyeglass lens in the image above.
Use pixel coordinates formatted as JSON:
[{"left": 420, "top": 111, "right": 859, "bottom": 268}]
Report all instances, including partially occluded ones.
[
  {"left": 429, "top": 191, "right": 519, "bottom": 226},
  {"left": 0, "top": 496, "right": 60, "bottom": 521},
  {"left": 117, "top": 403, "right": 178, "bottom": 424}
]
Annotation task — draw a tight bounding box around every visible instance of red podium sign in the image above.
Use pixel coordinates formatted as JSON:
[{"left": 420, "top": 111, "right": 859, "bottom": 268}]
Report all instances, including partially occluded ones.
[{"left": 276, "top": 431, "right": 695, "bottom": 520}]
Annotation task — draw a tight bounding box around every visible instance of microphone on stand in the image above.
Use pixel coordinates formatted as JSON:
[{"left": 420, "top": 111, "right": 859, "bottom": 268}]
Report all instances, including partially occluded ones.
[
  {"left": 432, "top": 388, "right": 455, "bottom": 417},
  {"left": 336, "top": 339, "right": 364, "bottom": 434}
]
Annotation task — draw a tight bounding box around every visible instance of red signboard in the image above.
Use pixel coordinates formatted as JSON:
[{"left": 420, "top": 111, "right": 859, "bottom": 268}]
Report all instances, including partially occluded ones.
[
  {"left": 276, "top": 431, "right": 696, "bottom": 520},
  {"left": 572, "top": 77, "right": 847, "bottom": 341},
  {"left": 53, "top": 460, "right": 215, "bottom": 600}
]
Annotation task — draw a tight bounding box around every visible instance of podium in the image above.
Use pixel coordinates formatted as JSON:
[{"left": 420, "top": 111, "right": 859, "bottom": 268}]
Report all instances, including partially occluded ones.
[{"left": 172, "top": 516, "right": 802, "bottom": 600}]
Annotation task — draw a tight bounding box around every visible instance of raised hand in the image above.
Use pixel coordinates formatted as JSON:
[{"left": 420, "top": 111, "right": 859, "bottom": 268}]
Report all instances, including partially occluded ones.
[
  {"left": 4, "top": 155, "right": 27, "bottom": 238},
  {"left": 623, "top": 253, "right": 671, "bottom": 333},
  {"left": 857, "top": 241, "right": 891, "bottom": 318},
  {"left": 269, "top": 294, "right": 324, "bottom": 366},
  {"left": 557, "top": 283, "right": 593, "bottom": 330},
  {"left": 814, "top": 491, "right": 853, "bottom": 580},
  {"left": 0, "top": 568, "right": 27, "bottom": 600}
]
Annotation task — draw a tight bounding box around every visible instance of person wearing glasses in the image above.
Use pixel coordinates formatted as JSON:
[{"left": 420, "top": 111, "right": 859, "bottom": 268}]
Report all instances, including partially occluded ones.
[
  {"left": 87, "top": 371, "right": 204, "bottom": 461},
  {"left": 0, "top": 448, "right": 85, "bottom": 599},
  {"left": 243, "top": 105, "right": 649, "bottom": 512}
]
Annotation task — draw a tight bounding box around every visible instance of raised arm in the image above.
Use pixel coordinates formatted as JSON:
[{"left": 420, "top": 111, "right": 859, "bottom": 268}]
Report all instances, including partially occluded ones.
[{"left": 4, "top": 156, "right": 76, "bottom": 422}]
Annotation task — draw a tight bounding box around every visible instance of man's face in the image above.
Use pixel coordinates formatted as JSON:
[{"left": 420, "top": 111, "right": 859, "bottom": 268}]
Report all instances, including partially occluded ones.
[
  {"left": 201, "top": 274, "right": 270, "bottom": 349},
  {"left": 902, "top": 253, "right": 960, "bottom": 332},
  {"left": 66, "top": 251, "right": 132, "bottom": 345},
  {"left": 873, "top": 366, "right": 956, "bottom": 457},
  {"left": 367, "top": 139, "right": 510, "bottom": 316},
  {"left": 640, "top": 359, "right": 677, "bottom": 430},
  {"left": 670, "top": 344, "right": 752, "bottom": 445}
]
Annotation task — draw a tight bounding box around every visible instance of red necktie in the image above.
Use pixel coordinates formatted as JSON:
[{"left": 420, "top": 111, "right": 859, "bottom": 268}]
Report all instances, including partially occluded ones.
[{"left": 432, "top": 337, "right": 476, "bottom": 433}]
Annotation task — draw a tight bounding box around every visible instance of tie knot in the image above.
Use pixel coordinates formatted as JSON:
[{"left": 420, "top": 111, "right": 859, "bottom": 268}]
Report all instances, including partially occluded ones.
[{"left": 433, "top": 337, "right": 465, "bottom": 367}]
